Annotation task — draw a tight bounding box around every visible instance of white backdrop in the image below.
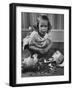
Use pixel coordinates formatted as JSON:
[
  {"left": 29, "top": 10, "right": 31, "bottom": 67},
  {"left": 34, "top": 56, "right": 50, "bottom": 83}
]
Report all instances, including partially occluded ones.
[{"left": 0, "top": 0, "right": 72, "bottom": 89}]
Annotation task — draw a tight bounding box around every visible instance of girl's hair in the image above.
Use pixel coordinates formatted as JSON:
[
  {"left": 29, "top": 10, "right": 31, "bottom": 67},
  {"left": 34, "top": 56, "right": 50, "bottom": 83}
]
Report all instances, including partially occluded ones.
[{"left": 35, "top": 15, "right": 52, "bottom": 33}]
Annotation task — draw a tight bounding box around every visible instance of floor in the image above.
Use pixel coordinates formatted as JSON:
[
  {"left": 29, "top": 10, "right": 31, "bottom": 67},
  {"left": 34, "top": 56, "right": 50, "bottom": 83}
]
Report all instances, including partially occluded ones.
[
  {"left": 21, "top": 42, "right": 64, "bottom": 77},
  {"left": 21, "top": 66, "right": 64, "bottom": 77}
]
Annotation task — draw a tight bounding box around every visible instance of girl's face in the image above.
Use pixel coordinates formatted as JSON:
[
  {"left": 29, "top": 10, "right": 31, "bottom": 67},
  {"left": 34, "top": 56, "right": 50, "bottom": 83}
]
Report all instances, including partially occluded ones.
[{"left": 39, "top": 19, "right": 48, "bottom": 36}]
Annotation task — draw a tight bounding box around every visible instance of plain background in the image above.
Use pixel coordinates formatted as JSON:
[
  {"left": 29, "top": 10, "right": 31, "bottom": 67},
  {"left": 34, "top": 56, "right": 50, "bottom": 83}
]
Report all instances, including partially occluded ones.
[{"left": 0, "top": 0, "right": 72, "bottom": 89}]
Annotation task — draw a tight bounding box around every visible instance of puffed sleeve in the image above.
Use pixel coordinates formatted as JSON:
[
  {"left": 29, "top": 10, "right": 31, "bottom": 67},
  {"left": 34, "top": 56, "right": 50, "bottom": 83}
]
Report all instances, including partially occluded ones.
[{"left": 29, "top": 31, "right": 38, "bottom": 45}]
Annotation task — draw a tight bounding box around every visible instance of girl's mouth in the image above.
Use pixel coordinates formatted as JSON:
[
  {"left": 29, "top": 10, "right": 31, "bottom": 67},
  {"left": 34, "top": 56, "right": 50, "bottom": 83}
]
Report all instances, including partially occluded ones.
[{"left": 42, "top": 31, "right": 46, "bottom": 34}]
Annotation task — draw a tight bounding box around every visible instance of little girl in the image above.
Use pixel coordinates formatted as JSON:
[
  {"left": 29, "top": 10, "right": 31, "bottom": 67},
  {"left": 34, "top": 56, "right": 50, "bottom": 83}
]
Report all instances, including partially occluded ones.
[
  {"left": 23, "top": 15, "right": 53, "bottom": 66},
  {"left": 23, "top": 15, "right": 52, "bottom": 53}
]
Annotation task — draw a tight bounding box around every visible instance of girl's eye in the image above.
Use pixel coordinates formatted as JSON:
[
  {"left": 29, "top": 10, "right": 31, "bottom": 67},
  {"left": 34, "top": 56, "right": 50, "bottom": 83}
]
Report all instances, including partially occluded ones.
[{"left": 40, "top": 25, "right": 43, "bottom": 27}]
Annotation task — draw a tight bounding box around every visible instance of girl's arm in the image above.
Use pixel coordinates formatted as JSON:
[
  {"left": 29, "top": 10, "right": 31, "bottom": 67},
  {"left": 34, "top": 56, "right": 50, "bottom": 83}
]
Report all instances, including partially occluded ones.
[
  {"left": 30, "top": 40, "right": 42, "bottom": 48},
  {"left": 29, "top": 45, "right": 41, "bottom": 52},
  {"left": 29, "top": 39, "right": 53, "bottom": 54},
  {"left": 44, "top": 40, "right": 53, "bottom": 53}
]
